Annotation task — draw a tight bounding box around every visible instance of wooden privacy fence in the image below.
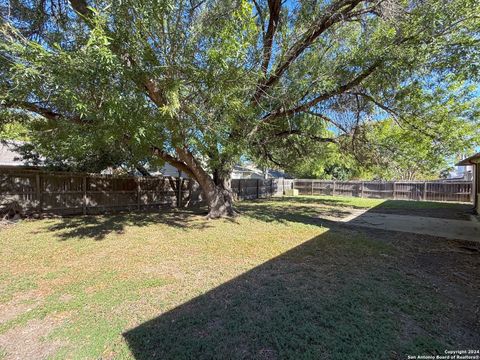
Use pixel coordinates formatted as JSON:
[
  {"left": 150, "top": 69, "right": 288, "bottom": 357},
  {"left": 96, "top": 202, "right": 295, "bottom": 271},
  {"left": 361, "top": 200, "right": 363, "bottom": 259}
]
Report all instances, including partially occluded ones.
[
  {"left": 0, "top": 169, "right": 277, "bottom": 215},
  {"left": 0, "top": 168, "right": 472, "bottom": 216},
  {"left": 290, "top": 179, "right": 473, "bottom": 203}
]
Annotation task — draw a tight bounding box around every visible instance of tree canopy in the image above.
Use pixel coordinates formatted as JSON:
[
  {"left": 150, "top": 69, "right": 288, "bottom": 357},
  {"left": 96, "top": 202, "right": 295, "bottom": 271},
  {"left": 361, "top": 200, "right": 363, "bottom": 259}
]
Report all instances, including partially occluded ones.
[{"left": 1, "top": 0, "right": 479, "bottom": 216}]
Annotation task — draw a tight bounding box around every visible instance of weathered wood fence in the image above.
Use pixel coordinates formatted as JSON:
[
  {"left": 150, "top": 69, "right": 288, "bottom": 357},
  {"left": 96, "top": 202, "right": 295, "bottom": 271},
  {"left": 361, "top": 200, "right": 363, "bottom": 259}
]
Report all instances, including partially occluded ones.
[
  {"left": 287, "top": 179, "right": 472, "bottom": 203},
  {"left": 0, "top": 169, "right": 277, "bottom": 215},
  {"left": 0, "top": 168, "right": 472, "bottom": 216}
]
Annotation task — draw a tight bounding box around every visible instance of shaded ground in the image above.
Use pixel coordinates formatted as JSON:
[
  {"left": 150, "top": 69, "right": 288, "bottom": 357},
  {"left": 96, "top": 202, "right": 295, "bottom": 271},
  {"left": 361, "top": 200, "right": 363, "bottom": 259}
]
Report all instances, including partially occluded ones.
[
  {"left": 124, "top": 230, "right": 480, "bottom": 360},
  {"left": 370, "top": 204, "right": 473, "bottom": 220},
  {"left": 314, "top": 208, "right": 480, "bottom": 242},
  {"left": 275, "top": 195, "right": 474, "bottom": 220},
  {"left": 0, "top": 197, "right": 478, "bottom": 359}
]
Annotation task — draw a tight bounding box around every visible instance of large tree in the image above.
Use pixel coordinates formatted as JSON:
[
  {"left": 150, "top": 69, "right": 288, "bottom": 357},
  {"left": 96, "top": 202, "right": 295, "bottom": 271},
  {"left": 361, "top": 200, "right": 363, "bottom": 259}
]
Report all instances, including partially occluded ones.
[{"left": 1, "top": 0, "right": 479, "bottom": 217}]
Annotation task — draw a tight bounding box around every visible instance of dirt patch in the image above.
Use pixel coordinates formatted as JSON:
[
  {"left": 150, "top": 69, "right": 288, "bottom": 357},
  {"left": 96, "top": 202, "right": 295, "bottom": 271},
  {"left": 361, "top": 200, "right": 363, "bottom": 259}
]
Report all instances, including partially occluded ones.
[
  {"left": 0, "top": 290, "right": 44, "bottom": 325},
  {"left": 0, "top": 313, "right": 69, "bottom": 360}
]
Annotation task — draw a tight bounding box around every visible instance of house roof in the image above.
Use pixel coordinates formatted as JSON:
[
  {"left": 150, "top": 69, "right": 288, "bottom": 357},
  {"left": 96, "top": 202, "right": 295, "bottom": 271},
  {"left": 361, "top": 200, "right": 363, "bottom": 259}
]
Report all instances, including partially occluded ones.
[
  {"left": 267, "top": 169, "right": 293, "bottom": 179},
  {"left": 233, "top": 164, "right": 263, "bottom": 176},
  {"left": 232, "top": 164, "right": 292, "bottom": 179},
  {"left": 0, "top": 140, "right": 29, "bottom": 166},
  {"left": 457, "top": 152, "right": 480, "bottom": 166}
]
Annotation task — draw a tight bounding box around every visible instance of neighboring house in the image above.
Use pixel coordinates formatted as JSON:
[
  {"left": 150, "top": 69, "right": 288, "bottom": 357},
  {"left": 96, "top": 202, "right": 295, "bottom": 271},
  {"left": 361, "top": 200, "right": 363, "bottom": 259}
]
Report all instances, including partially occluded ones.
[
  {"left": 447, "top": 164, "right": 473, "bottom": 181},
  {"left": 149, "top": 163, "right": 188, "bottom": 178},
  {"left": 231, "top": 163, "right": 292, "bottom": 180},
  {"left": 150, "top": 163, "right": 292, "bottom": 180},
  {"left": 231, "top": 164, "right": 265, "bottom": 179},
  {"left": 0, "top": 142, "right": 290, "bottom": 182},
  {"left": 457, "top": 153, "right": 480, "bottom": 214},
  {"left": 0, "top": 140, "right": 41, "bottom": 168},
  {"left": 267, "top": 168, "right": 293, "bottom": 179},
  {"left": 142, "top": 162, "right": 291, "bottom": 180}
]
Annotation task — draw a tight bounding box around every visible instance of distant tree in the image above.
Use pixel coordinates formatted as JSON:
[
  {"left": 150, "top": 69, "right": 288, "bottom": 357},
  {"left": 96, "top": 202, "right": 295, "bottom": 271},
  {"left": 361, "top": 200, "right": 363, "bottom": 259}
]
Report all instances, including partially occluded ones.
[
  {"left": 358, "top": 118, "right": 478, "bottom": 180},
  {"left": 278, "top": 144, "right": 365, "bottom": 180},
  {"left": 256, "top": 113, "right": 480, "bottom": 181},
  {"left": 0, "top": 121, "right": 29, "bottom": 140},
  {"left": 1, "top": 0, "right": 479, "bottom": 217},
  {"left": 9, "top": 141, "right": 136, "bottom": 173}
]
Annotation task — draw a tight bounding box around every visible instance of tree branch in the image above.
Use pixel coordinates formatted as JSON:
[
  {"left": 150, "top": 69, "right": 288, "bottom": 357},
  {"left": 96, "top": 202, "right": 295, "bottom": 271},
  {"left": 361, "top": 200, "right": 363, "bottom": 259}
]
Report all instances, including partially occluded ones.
[
  {"left": 252, "top": 0, "right": 366, "bottom": 103},
  {"left": 271, "top": 129, "right": 338, "bottom": 143},
  {"left": 248, "top": 60, "right": 381, "bottom": 138},
  {"left": 261, "top": 0, "right": 282, "bottom": 74},
  {"left": 135, "top": 164, "right": 152, "bottom": 177},
  {"left": 2, "top": 100, "right": 86, "bottom": 124},
  {"left": 268, "top": 60, "right": 380, "bottom": 119},
  {"left": 347, "top": 91, "right": 442, "bottom": 141},
  {"left": 68, "top": 0, "right": 167, "bottom": 108},
  {"left": 306, "top": 111, "right": 349, "bottom": 134},
  {"left": 151, "top": 146, "right": 196, "bottom": 180}
]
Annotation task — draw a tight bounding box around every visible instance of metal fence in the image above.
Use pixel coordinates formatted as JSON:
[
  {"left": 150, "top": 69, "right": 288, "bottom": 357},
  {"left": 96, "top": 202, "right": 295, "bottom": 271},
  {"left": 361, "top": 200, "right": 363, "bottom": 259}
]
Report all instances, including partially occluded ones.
[
  {"left": 231, "top": 178, "right": 277, "bottom": 200},
  {"left": 0, "top": 169, "right": 278, "bottom": 215},
  {"left": 289, "top": 179, "right": 472, "bottom": 203}
]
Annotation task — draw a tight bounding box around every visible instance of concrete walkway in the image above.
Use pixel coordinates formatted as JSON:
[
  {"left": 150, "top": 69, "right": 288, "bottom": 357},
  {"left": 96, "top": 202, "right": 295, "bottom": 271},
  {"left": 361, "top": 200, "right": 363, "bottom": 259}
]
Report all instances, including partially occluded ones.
[{"left": 319, "top": 209, "right": 480, "bottom": 242}]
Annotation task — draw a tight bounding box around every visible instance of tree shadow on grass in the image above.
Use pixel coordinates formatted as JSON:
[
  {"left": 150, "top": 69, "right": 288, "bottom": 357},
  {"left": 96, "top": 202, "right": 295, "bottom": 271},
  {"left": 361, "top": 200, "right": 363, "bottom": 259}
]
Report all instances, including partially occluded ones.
[
  {"left": 40, "top": 196, "right": 472, "bottom": 242},
  {"left": 122, "top": 198, "right": 480, "bottom": 359},
  {"left": 122, "top": 228, "right": 450, "bottom": 360},
  {"left": 42, "top": 197, "right": 351, "bottom": 242},
  {"left": 246, "top": 196, "right": 473, "bottom": 221},
  {"left": 243, "top": 196, "right": 377, "bottom": 223},
  {"left": 237, "top": 200, "right": 351, "bottom": 227},
  {"left": 43, "top": 209, "right": 212, "bottom": 241},
  {"left": 32, "top": 196, "right": 476, "bottom": 356}
]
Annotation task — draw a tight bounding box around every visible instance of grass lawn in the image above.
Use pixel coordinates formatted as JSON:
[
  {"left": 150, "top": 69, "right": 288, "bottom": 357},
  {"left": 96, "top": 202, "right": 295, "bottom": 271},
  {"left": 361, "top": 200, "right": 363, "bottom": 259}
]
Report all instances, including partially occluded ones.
[
  {"left": 280, "top": 194, "right": 471, "bottom": 209},
  {"left": 0, "top": 196, "right": 478, "bottom": 359}
]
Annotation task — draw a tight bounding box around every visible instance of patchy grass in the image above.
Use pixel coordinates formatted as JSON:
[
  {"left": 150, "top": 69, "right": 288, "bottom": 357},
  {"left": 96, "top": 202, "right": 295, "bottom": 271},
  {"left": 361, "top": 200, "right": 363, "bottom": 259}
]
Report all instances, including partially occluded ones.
[{"left": 0, "top": 198, "right": 478, "bottom": 359}]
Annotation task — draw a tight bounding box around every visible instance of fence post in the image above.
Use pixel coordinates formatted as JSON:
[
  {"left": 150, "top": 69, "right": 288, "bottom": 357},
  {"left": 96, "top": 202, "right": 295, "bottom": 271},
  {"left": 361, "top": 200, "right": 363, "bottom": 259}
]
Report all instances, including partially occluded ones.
[
  {"left": 83, "top": 176, "right": 87, "bottom": 215},
  {"left": 332, "top": 181, "right": 336, "bottom": 196},
  {"left": 256, "top": 179, "right": 260, "bottom": 199},
  {"left": 393, "top": 182, "right": 396, "bottom": 200},
  {"left": 177, "top": 178, "right": 183, "bottom": 207},
  {"left": 423, "top": 181, "right": 427, "bottom": 201},
  {"left": 360, "top": 181, "right": 364, "bottom": 198},
  {"left": 471, "top": 180, "right": 474, "bottom": 204},
  {"left": 35, "top": 174, "right": 42, "bottom": 212},
  {"left": 136, "top": 178, "right": 141, "bottom": 211},
  {"left": 311, "top": 180, "right": 314, "bottom": 195}
]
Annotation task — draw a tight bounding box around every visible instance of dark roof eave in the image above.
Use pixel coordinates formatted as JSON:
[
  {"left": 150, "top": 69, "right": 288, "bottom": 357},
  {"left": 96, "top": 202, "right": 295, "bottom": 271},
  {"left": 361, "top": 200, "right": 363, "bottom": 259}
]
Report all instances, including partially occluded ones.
[{"left": 456, "top": 152, "right": 480, "bottom": 166}]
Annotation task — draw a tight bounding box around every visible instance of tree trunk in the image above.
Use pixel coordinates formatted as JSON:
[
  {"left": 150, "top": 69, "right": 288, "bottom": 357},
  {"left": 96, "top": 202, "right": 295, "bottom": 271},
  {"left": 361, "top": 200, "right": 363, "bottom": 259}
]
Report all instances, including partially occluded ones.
[
  {"left": 207, "top": 169, "right": 237, "bottom": 218},
  {"left": 175, "top": 147, "right": 236, "bottom": 218}
]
